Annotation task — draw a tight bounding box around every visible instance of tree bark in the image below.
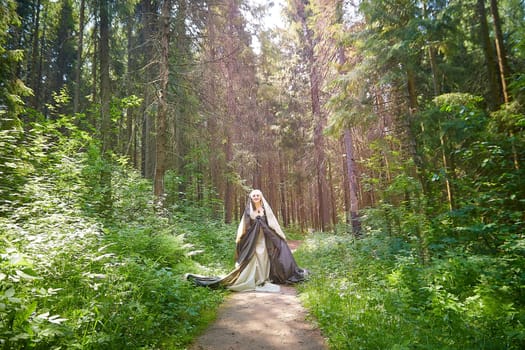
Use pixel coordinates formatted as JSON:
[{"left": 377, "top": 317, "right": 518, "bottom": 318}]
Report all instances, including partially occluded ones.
[
  {"left": 423, "top": 2, "right": 441, "bottom": 96},
  {"left": 439, "top": 124, "right": 454, "bottom": 211},
  {"left": 477, "top": 0, "right": 502, "bottom": 109},
  {"left": 488, "top": 0, "right": 519, "bottom": 169},
  {"left": 100, "top": 0, "right": 111, "bottom": 153},
  {"left": 140, "top": 0, "right": 158, "bottom": 179},
  {"left": 279, "top": 153, "right": 289, "bottom": 226},
  {"left": 99, "top": 0, "right": 112, "bottom": 214},
  {"left": 124, "top": 15, "right": 135, "bottom": 164},
  {"left": 489, "top": 0, "right": 510, "bottom": 103},
  {"left": 405, "top": 67, "right": 425, "bottom": 178},
  {"left": 92, "top": 19, "right": 98, "bottom": 110},
  {"left": 224, "top": 134, "right": 234, "bottom": 224},
  {"left": 154, "top": 0, "right": 171, "bottom": 204},
  {"left": 74, "top": 0, "right": 85, "bottom": 114},
  {"left": 295, "top": 0, "right": 331, "bottom": 231},
  {"left": 335, "top": 0, "right": 361, "bottom": 235},
  {"left": 428, "top": 45, "right": 440, "bottom": 96},
  {"left": 344, "top": 129, "right": 361, "bottom": 235},
  {"left": 29, "top": 0, "right": 41, "bottom": 109},
  {"left": 328, "top": 158, "right": 338, "bottom": 229}
]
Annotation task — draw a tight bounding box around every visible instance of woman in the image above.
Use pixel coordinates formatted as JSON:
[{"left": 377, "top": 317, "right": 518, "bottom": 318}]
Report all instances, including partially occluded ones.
[{"left": 186, "top": 189, "right": 308, "bottom": 292}]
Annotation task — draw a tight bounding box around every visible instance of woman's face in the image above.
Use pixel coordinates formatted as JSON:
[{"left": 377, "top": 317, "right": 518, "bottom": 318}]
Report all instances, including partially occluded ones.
[{"left": 250, "top": 191, "right": 262, "bottom": 204}]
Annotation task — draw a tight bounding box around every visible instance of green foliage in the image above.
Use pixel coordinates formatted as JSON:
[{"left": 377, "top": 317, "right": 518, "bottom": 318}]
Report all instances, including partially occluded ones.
[
  {"left": 0, "top": 116, "right": 230, "bottom": 349},
  {"left": 175, "top": 212, "right": 237, "bottom": 272},
  {"left": 292, "top": 84, "right": 525, "bottom": 347},
  {"left": 296, "top": 233, "right": 525, "bottom": 349},
  {"left": 417, "top": 94, "right": 525, "bottom": 251},
  {"left": 297, "top": 92, "right": 524, "bottom": 349},
  {"left": 0, "top": 0, "right": 29, "bottom": 120}
]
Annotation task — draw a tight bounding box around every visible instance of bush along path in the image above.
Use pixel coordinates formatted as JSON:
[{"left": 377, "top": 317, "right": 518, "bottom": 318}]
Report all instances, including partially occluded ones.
[{"left": 189, "top": 241, "right": 327, "bottom": 350}]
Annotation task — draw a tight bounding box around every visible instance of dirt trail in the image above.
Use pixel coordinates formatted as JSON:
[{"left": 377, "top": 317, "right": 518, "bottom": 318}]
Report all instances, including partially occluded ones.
[{"left": 189, "top": 241, "right": 327, "bottom": 350}]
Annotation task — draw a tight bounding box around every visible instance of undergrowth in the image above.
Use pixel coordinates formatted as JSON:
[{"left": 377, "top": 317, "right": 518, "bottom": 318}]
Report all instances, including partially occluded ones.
[
  {"left": 0, "top": 126, "right": 231, "bottom": 349},
  {"left": 295, "top": 232, "right": 525, "bottom": 349}
]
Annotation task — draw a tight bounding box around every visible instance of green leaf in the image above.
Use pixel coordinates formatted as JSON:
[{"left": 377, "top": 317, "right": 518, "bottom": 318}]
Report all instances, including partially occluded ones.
[
  {"left": 48, "top": 315, "right": 68, "bottom": 324},
  {"left": 15, "top": 269, "right": 41, "bottom": 280},
  {"left": 5, "top": 287, "right": 15, "bottom": 298}
]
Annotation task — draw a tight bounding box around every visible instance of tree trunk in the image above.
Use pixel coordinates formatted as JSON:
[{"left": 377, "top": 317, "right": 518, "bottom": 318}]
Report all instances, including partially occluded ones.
[
  {"left": 29, "top": 0, "right": 41, "bottom": 110},
  {"left": 328, "top": 158, "right": 338, "bottom": 230},
  {"left": 99, "top": 0, "right": 112, "bottom": 215},
  {"left": 74, "top": 0, "right": 85, "bottom": 114},
  {"left": 341, "top": 138, "right": 351, "bottom": 226},
  {"left": 100, "top": 0, "right": 111, "bottom": 153},
  {"left": 488, "top": 0, "right": 519, "bottom": 169},
  {"left": 344, "top": 129, "right": 361, "bottom": 235},
  {"left": 124, "top": 16, "right": 135, "bottom": 163},
  {"left": 423, "top": 2, "right": 441, "bottom": 96},
  {"left": 335, "top": 3, "right": 361, "bottom": 234},
  {"left": 92, "top": 20, "right": 98, "bottom": 111},
  {"left": 477, "top": 0, "right": 502, "bottom": 109},
  {"left": 295, "top": 0, "right": 331, "bottom": 231},
  {"left": 224, "top": 134, "right": 233, "bottom": 224},
  {"left": 439, "top": 124, "right": 454, "bottom": 211},
  {"left": 279, "top": 153, "right": 289, "bottom": 227},
  {"left": 141, "top": 0, "right": 157, "bottom": 179},
  {"left": 428, "top": 45, "right": 440, "bottom": 96},
  {"left": 154, "top": 0, "right": 171, "bottom": 204},
  {"left": 405, "top": 67, "right": 426, "bottom": 185},
  {"left": 489, "top": 0, "right": 510, "bottom": 104}
]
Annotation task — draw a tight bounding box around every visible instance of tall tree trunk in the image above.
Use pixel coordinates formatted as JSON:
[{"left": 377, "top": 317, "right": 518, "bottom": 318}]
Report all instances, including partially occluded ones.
[
  {"left": 224, "top": 134, "right": 234, "bottom": 224},
  {"left": 328, "top": 158, "right": 338, "bottom": 229},
  {"left": 477, "top": 0, "right": 502, "bottom": 109},
  {"left": 439, "top": 124, "right": 454, "bottom": 211},
  {"left": 295, "top": 0, "right": 331, "bottom": 231},
  {"left": 488, "top": 0, "right": 519, "bottom": 169},
  {"left": 222, "top": 0, "right": 246, "bottom": 224},
  {"left": 428, "top": 45, "right": 440, "bottom": 96},
  {"left": 341, "top": 138, "right": 351, "bottom": 224},
  {"left": 38, "top": 5, "right": 51, "bottom": 114},
  {"left": 423, "top": 2, "right": 441, "bottom": 96},
  {"left": 174, "top": 0, "right": 188, "bottom": 197},
  {"left": 30, "top": 0, "right": 41, "bottom": 109},
  {"left": 124, "top": 15, "right": 134, "bottom": 162},
  {"left": 92, "top": 20, "right": 98, "bottom": 111},
  {"left": 74, "top": 0, "right": 85, "bottom": 114},
  {"left": 279, "top": 153, "right": 289, "bottom": 226},
  {"left": 99, "top": 0, "right": 112, "bottom": 215},
  {"left": 489, "top": 0, "right": 510, "bottom": 103},
  {"left": 154, "top": 0, "right": 171, "bottom": 204},
  {"left": 141, "top": 0, "right": 158, "bottom": 179},
  {"left": 344, "top": 129, "right": 361, "bottom": 235},
  {"left": 405, "top": 67, "right": 426, "bottom": 186},
  {"left": 223, "top": 75, "right": 234, "bottom": 224},
  {"left": 335, "top": 0, "right": 361, "bottom": 234},
  {"left": 100, "top": 0, "right": 111, "bottom": 153}
]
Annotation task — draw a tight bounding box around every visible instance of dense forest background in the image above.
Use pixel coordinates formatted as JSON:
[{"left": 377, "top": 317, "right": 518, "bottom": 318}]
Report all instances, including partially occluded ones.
[{"left": 1, "top": 0, "right": 524, "bottom": 348}]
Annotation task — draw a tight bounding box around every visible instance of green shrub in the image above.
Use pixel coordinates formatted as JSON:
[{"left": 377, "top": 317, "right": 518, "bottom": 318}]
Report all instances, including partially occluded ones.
[
  {"left": 0, "top": 118, "right": 229, "bottom": 349},
  {"left": 295, "top": 232, "right": 525, "bottom": 349}
]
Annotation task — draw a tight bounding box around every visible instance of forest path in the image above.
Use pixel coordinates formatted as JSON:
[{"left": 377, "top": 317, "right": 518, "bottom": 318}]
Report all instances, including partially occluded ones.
[{"left": 188, "top": 240, "right": 327, "bottom": 350}]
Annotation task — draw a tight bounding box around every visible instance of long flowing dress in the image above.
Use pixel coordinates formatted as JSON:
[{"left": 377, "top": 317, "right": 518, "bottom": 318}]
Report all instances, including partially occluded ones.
[{"left": 186, "top": 195, "right": 308, "bottom": 292}]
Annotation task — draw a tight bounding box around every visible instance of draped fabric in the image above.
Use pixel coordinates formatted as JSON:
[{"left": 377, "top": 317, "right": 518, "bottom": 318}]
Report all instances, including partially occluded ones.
[{"left": 186, "top": 191, "right": 308, "bottom": 292}]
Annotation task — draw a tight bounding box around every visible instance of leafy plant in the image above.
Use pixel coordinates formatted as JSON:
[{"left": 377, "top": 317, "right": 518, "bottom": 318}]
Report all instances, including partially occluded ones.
[
  {"left": 0, "top": 115, "right": 232, "bottom": 349},
  {"left": 295, "top": 231, "right": 525, "bottom": 349}
]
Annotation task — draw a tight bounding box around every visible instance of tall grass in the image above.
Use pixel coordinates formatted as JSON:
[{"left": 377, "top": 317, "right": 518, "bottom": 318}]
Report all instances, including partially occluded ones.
[
  {"left": 295, "top": 233, "right": 525, "bottom": 349},
  {"left": 0, "top": 145, "right": 232, "bottom": 349}
]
